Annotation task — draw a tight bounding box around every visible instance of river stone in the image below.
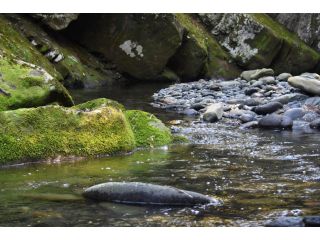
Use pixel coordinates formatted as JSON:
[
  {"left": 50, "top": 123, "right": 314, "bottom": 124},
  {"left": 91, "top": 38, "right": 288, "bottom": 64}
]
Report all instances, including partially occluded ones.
[
  {"left": 253, "top": 102, "right": 283, "bottom": 115},
  {"left": 83, "top": 182, "right": 219, "bottom": 206},
  {"left": 244, "top": 87, "right": 260, "bottom": 96},
  {"left": 309, "top": 119, "right": 320, "bottom": 129},
  {"left": 283, "top": 108, "right": 306, "bottom": 120},
  {"left": 273, "top": 93, "right": 308, "bottom": 104},
  {"left": 241, "top": 68, "right": 274, "bottom": 81},
  {"left": 258, "top": 114, "right": 292, "bottom": 128},
  {"left": 259, "top": 76, "right": 276, "bottom": 85},
  {"left": 288, "top": 76, "right": 320, "bottom": 96},
  {"left": 300, "top": 72, "right": 320, "bottom": 80},
  {"left": 240, "top": 113, "right": 256, "bottom": 123},
  {"left": 304, "top": 97, "right": 320, "bottom": 107},
  {"left": 292, "top": 120, "right": 313, "bottom": 133},
  {"left": 276, "top": 73, "right": 292, "bottom": 81},
  {"left": 203, "top": 103, "right": 223, "bottom": 123},
  {"left": 266, "top": 217, "right": 305, "bottom": 227}
]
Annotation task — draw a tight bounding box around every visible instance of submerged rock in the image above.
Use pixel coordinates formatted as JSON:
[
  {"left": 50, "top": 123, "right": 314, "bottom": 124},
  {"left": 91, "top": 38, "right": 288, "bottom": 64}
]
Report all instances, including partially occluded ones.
[{"left": 83, "top": 182, "right": 219, "bottom": 206}]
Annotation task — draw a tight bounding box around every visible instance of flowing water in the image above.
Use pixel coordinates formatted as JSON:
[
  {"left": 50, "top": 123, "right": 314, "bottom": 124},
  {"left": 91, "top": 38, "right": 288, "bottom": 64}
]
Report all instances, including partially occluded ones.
[{"left": 1, "top": 82, "right": 320, "bottom": 226}]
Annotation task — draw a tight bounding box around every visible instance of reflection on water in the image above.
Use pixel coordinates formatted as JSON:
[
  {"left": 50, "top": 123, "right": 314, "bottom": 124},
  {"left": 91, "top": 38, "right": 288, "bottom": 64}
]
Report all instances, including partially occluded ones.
[{"left": 0, "top": 82, "right": 320, "bottom": 226}]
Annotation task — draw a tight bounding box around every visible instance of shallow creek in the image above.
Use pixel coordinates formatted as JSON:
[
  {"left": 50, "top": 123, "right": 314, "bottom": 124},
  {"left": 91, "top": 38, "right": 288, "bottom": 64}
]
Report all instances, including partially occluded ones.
[{"left": 0, "top": 82, "right": 320, "bottom": 226}]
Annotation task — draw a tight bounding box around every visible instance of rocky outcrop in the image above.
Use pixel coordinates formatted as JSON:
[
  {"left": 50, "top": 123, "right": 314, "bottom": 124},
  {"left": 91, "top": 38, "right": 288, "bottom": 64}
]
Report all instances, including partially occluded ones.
[
  {"left": 0, "top": 15, "right": 73, "bottom": 110},
  {"left": 197, "top": 13, "right": 320, "bottom": 74},
  {"left": 66, "top": 14, "right": 184, "bottom": 80},
  {"left": 270, "top": 14, "right": 320, "bottom": 52},
  {"left": 31, "top": 14, "right": 79, "bottom": 30},
  {"left": 83, "top": 182, "right": 219, "bottom": 206},
  {"left": 0, "top": 98, "right": 172, "bottom": 165},
  {"left": 5, "top": 14, "right": 120, "bottom": 89},
  {"left": 169, "top": 14, "right": 240, "bottom": 81}
]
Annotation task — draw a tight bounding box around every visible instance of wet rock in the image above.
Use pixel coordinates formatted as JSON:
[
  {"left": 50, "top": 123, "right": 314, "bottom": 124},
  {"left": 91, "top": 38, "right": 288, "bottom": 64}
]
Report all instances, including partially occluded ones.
[
  {"left": 273, "top": 93, "right": 308, "bottom": 104},
  {"left": 241, "top": 68, "right": 274, "bottom": 81},
  {"left": 258, "top": 114, "right": 292, "bottom": 128},
  {"left": 276, "top": 73, "right": 292, "bottom": 81},
  {"left": 182, "top": 109, "right": 199, "bottom": 116},
  {"left": 283, "top": 108, "right": 306, "bottom": 120},
  {"left": 303, "top": 216, "right": 320, "bottom": 227},
  {"left": 302, "top": 112, "right": 319, "bottom": 122},
  {"left": 242, "top": 98, "right": 263, "bottom": 106},
  {"left": 266, "top": 217, "right": 305, "bottom": 227},
  {"left": 253, "top": 102, "right": 283, "bottom": 115},
  {"left": 191, "top": 103, "right": 206, "bottom": 111},
  {"left": 83, "top": 182, "right": 219, "bottom": 206},
  {"left": 300, "top": 72, "right": 320, "bottom": 80},
  {"left": 244, "top": 87, "right": 260, "bottom": 96},
  {"left": 305, "top": 97, "right": 320, "bottom": 107},
  {"left": 203, "top": 103, "right": 223, "bottom": 123},
  {"left": 240, "top": 113, "right": 256, "bottom": 123},
  {"left": 31, "top": 14, "right": 79, "bottom": 30},
  {"left": 258, "top": 114, "right": 282, "bottom": 128},
  {"left": 288, "top": 76, "right": 320, "bottom": 96},
  {"left": 259, "top": 76, "right": 276, "bottom": 85},
  {"left": 309, "top": 119, "right": 320, "bottom": 129}
]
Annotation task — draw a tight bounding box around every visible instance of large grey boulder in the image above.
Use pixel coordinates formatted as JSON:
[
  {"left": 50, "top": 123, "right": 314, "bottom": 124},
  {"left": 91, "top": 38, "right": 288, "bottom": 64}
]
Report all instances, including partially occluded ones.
[
  {"left": 83, "top": 182, "right": 219, "bottom": 206},
  {"left": 66, "top": 14, "right": 184, "bottom": 80},
  {"left": 288, "top": 76, "right": 320, "bottom": 96}
]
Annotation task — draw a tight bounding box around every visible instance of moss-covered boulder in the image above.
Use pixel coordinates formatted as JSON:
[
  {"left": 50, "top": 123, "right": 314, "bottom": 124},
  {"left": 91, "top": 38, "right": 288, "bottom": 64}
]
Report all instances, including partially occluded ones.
[
  {"left": 66, "top": 14, "right": 184, "bottom": 80},
  {"left": 169, "top": 14, "right": 240, "bottom": 81},
  {"left": 0, "top": 56, "right": 73, "bottom": 111},
  {"left": 0, "top": 98, "right": 133, "bottom": 164},
  {"left": 6, "top": 14, "right": 120, "bottom": 89},
  {"left": 197, "top": 13, "right": 320, "bottom": 74},
  {"left": 0, "top": 98, "right": 172, "bottom": 165},
  {"left": 125, "top": 110, "right": 172, "bottom": 147}
]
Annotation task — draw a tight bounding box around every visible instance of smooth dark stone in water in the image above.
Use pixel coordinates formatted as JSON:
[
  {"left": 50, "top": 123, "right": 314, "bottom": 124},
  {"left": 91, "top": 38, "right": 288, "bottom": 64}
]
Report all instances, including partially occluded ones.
[
  {"left": 83, "top": 182, "right": 219, "bottom": 206},
  {"left": 253, "top": 102, "right": 283, "bottom": 115},
  {"left": 283, "top": 108, "right": 305, "bottom": 120}
]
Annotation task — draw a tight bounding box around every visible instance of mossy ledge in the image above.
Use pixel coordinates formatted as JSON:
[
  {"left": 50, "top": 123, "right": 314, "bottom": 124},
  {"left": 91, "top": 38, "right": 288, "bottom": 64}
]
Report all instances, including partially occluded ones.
[{"left": 0, "top": 98, "right": 172, "bottom": 165}]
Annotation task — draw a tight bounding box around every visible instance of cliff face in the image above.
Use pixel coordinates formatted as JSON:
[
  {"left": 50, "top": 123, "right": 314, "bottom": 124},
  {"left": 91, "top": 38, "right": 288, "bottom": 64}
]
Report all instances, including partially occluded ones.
[
  {"left": 270, "top": 13, "right": 320, "bottom": 52},
  {"left": 1, "top": 13, "right": 320, "bottom": 91}
]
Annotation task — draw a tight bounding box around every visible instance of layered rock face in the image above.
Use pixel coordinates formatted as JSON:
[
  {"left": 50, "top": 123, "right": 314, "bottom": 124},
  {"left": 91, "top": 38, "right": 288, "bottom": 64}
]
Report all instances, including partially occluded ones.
[
  {"left": 270, "top": 14, "right": 320, "bottom": 52},
  {"left": 197, "top": 13, "right": 320, "bottom": 74}
]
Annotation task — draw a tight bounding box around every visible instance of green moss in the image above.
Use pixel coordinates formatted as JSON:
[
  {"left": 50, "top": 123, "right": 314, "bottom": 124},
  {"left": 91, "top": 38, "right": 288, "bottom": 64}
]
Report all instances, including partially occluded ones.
[
  {"left": 174, "top": 14, "right": 240, "bottom": 80},
  {"left": 73, "top": 98, "right": 125, "bottom": 111},
  {"left": 172, "top": 135, "right": 189, "bottom": 144},
  {"left": 250, "top": 14, "right": 320, "bottom": 74},
  {"left": 0, "top": 98, "right": 136, "bottom": 164},
  {"left": 0, "top": 57, "right": 73, "bottom": 111},
  {"left": 0, "top": 15, "right": 61, "bottom": 80},
  {"left": 125, "top": 110, "right": 172, "bottom": 147}
]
